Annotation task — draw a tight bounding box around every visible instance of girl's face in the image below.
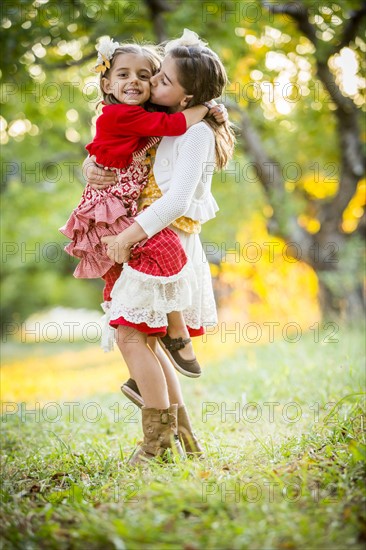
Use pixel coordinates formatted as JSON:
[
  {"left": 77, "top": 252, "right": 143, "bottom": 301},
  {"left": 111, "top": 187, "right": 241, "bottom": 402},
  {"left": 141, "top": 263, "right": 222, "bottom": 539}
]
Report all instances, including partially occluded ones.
[
  {"left": 102, "top": 53, "right": 152, "bottom": 106},
  {"left": 150, "top": 55, "right": 193, "bottom": 112}
]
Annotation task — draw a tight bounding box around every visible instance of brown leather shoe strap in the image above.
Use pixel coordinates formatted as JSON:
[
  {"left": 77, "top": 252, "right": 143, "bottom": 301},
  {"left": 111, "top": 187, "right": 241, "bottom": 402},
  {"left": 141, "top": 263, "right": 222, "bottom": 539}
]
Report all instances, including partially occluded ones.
[
  {"left": 149, "top": 411, "right": 174, "bottom": 424},
  {"left": 163, "top": 336, "right": 191, "bottom": 352}
]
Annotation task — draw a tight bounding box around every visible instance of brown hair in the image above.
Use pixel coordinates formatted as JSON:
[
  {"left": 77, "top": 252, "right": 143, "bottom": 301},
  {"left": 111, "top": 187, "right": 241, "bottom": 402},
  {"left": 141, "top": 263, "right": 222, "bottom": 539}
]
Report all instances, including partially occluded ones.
[
  {"left": 100, "top": 44, "right": 162, "bottom": 105},
  {"left": 167, "top": 45, "right": 236, "bottom": 169}
]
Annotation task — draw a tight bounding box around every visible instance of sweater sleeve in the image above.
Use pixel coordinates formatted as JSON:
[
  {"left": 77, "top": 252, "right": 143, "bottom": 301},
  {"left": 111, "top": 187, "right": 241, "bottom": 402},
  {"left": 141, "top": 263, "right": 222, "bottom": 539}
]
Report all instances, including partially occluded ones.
[
  {"left": 136, "top": 124, "right": 214, "bottom": 238},
  {"left": 111, "top": 105, "right": 187, "bottom": 137}
]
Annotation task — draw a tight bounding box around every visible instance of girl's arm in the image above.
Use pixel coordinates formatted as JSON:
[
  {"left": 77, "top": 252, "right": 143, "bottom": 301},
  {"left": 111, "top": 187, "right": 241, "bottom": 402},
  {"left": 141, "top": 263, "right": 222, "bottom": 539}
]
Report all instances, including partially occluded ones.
[
  {"left": 102, "top": 124, "right": 214, "bottom": 263},
  {"left": 82, "top": 155, "right": 117, "bottom": 187},
  {"left": 136, "top": 124, "right": 214, "bottom": 236},
  {"left": 110, "top": 103, "right": 211, "bottom": 138},
  {"left": 209, "top": 104, "right": 228, "bottom": 124},
  {"left": 137, "top": 102, "right": 217, "bottom": 132},
  {"left": 101, "top": 224, "right": 147, "bottom": 263},
  {"left": 86, "top": 105, "right": 228, "bottom": 191},
  {"left": 184, "top": 100, "right": 225, "bottom": 127},
  {"left": 182, "top": 104, "right": 210, "bottom": 128}
]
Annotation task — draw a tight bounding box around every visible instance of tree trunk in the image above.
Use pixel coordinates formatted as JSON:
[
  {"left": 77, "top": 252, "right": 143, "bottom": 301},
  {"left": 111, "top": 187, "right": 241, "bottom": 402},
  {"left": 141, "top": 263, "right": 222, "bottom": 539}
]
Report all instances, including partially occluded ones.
[
  {"left": 144, "top": 0, "right": 181, "bottom": 42},
  {"left": 239, "top": 1, "right": 366, "bottom": 320},
  {"left": 231, "top": 95, "right": 365, "bottom": 319},
  {"left": 318, "top": 278, "right": 365, "bottom": 320}
]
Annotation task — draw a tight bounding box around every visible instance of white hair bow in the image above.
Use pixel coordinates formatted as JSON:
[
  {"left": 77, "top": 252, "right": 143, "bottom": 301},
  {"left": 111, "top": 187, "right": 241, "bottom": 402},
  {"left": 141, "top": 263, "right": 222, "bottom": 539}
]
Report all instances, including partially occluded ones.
[
  {"left": 164, "top": 28, "right": 207, "bottom": 53},
  {"left": 95, "top": 37, "right": 120, "bottom": 73}
]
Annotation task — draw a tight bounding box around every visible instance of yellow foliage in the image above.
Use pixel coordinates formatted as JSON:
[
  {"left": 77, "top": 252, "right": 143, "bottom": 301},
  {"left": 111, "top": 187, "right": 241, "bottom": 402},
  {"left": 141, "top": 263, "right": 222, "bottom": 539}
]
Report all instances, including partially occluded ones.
[
  {"left": 1, "top": 347, "right": 128, "bottom": 405},
  {"left": 342, "top": 178, "right": 366, "bottom": 233},
  {"left": 209, "top": 263, "right": 220, "bottom": 277},
  {"left": 1, "top": 338, "right": 242, "bottom": 405},
  {"left": 263, "top": 205, "right": 274, "bottom": 218},
  {"left": 298, "top": 215, "right": 321, "bottom": 234},
  {"left": 285, "top": 181, "right": 296, "bottom": 192},
  {"left": 300, "top": 171, "right": 339, "bottom": 199},
  {"left": 220, "top": 48, "right": 233, "bottom": 62},
  {"left": 217, "top": 213, "right": 321, "bottom": 333}
]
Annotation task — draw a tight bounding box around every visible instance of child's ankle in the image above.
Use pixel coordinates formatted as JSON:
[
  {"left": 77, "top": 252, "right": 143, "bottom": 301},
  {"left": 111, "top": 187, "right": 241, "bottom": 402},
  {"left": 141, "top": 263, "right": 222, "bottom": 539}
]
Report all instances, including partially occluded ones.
[
  {"left": 167, "top": 312, "right": 187, "bottom": 334},
  {"left": 167, "top": 326, "right": 190, "bottom": 339}
]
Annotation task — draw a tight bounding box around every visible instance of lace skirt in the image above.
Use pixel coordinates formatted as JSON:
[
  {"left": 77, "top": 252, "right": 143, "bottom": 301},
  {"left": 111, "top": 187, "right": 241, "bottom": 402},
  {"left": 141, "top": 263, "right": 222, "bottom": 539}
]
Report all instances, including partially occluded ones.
[
  {"left": 172, "top": 227, "right": 218, "bottom": 330},
  {"left": 103, "top": 227, "right": 217, "bottom": 351}
]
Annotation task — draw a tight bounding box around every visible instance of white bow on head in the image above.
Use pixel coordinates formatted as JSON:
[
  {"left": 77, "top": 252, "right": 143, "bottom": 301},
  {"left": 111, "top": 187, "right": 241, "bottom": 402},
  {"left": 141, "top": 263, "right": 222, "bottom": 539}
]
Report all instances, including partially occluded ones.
[
  {"left": 94, "top": 36, "right": 120, "bottom": 74},
  {"left": 164, "top": 28, "right": 208, "bottom": 53},
  {"left": 96, "top": 36, "right": 120, "bottom": 65}
]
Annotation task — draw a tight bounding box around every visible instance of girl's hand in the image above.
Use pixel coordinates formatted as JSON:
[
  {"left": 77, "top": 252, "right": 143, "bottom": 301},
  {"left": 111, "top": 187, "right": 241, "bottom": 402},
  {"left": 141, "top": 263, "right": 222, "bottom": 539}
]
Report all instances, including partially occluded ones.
[
  {"left": 82, "top": 155, "right": 117, "bottom": 189},
  {"left": 101, "top": 235, "right": 132, "bottom": 264},
  {"left": 209, "top": 104, "right": 228, "bottom": 124}
]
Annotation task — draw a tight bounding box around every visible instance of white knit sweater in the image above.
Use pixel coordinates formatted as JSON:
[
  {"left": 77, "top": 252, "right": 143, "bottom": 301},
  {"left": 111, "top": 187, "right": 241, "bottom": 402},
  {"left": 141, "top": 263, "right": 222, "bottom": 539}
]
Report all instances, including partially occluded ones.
[{"left": 136, "top": 122, "right": 219, "bottom": 238}]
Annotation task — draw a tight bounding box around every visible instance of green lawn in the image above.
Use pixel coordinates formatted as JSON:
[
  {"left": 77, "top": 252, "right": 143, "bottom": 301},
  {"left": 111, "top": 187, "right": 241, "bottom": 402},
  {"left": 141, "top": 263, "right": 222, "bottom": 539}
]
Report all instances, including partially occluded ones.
[{"left": 1, "top": 323, "right": 365, "bottom": 549}]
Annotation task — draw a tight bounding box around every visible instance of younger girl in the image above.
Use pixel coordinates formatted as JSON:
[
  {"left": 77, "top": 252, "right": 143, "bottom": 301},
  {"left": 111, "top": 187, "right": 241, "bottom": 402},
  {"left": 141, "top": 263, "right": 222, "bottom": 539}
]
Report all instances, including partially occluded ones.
[{"left": 60, "top": 39, "right": 213, "bottom": 351}]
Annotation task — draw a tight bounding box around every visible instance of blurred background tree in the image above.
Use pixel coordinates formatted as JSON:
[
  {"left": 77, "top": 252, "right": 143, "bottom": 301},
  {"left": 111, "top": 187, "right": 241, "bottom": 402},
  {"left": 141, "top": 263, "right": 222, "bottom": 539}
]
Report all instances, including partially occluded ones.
[{"left": 1, "top": 0, "right": 365, "bottom": 332}]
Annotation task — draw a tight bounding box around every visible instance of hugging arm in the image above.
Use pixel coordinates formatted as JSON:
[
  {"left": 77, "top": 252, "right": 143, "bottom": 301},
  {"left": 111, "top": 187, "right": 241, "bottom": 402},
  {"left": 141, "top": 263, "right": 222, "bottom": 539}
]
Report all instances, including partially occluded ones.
[
  {"left": 82, "top": 155, "right": 117, "bottom": 187},
  {"left": 114, "top": 104, "right": 210, "bottom": 137},
  {"left": 85, "top": 104, "right": 227, "bottom": 190},
  {"left": 136, "top": 125, "right": 213, "bottom": 237},
  {"left": 102, "top": 124, "right": 214, "bottom": 262}
]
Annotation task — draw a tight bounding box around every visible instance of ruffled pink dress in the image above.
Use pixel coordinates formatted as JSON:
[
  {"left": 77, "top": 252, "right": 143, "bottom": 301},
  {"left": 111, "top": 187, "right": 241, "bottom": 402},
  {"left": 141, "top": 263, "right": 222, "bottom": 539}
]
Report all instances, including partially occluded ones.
[{"left": 60, "top": 141, "right": 157, "bottom": 279}]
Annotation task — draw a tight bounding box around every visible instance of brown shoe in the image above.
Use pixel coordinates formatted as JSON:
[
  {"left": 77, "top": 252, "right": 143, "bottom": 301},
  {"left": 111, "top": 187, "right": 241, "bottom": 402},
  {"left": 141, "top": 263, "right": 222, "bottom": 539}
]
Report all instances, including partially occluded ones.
[
  {"left": 120, "top": 383, "right": 204, "bottom": 457},
  {"left": 178, "top": 405, "right": 205, "bottom": 457},
  {"left": 128, "top": 404, "right": 185, "bottom": 466},
  {"left": 121, "top": 378, "right": 143, "bottom": 408},
  {"left": 159, "top": 335, "right": 202, "bottom": 378}
]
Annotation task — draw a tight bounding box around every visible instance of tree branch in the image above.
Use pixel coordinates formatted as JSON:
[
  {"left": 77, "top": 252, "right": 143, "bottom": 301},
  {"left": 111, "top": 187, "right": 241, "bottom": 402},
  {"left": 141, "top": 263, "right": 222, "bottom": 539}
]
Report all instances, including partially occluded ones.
[
  {"left": 262, "top": 1, "right": 317, "bottom": 45},
  {"left": 330, "top": 2, "right": 366, "bottom": 56},
  {"left": 316, "top": 61, "right": 357, "bottom": 115},
  {"left": 226, "top": 100, "right": 313, "bottom": 245},
  {"left": 262, "top": 0, "right": 364, "bottom": 227},
  {"left": 225, "top": 101, "right": 282, "bottom": 193},
  {"left": 144, "top": 0, "right": 181, "bottom": 42},
  {"left": 43, "top": 51, "right": 95, "bottom": 71}
]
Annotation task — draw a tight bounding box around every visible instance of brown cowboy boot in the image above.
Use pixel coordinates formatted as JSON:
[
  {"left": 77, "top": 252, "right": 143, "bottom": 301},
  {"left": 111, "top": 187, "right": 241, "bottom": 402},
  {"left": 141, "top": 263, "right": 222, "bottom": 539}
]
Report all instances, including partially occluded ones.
[
  {"left": 177, "top": 405, "right": 204, "bottom": 457},
  {"left": 121, "top": 381, "right": 204, "bottom": 457},
  {"left": 128, "top": 404, "right": 185, "bottom": 466}
]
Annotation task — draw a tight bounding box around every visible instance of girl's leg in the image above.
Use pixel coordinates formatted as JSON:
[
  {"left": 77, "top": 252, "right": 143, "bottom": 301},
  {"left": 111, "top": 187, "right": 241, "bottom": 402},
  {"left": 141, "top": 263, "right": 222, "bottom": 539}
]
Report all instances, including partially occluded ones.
[
  {"left": 148, "top": 338, "right": 203, "bottom": 456},
  {"left": 147, "top": 337, "right": 184, "bottom": 407},
  {"left": 116, "top": 326, "right": 170, "bottom": 409},
  {"left": 166, "top": 311, "right": 195, "bottom": 361}
]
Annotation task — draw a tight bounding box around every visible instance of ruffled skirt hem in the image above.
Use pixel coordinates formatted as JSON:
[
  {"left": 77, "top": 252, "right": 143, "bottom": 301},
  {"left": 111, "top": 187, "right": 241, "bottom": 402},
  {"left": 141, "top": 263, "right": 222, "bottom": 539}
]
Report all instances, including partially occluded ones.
[
  {"left": 110, "top": 262, "right": 197, "bottom": 314},
  {"left": 60, "top": 195, "right": 131, "bottom": 278},
  {"left": 100, "top": 300, "right": 207, "bottom": 353}
]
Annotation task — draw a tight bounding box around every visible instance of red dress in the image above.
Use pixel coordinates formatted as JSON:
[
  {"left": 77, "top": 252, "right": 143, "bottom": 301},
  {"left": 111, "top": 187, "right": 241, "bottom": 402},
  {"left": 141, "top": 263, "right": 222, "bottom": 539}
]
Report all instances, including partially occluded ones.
[{"left": 60, "top": 105, "right": 189, "bottom": 335}]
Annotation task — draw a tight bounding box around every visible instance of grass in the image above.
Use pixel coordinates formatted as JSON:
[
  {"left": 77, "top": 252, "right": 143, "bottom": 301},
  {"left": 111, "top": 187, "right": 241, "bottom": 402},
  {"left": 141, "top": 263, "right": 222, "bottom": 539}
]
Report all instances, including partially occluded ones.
[{"left": 1, "top": 322, "right": 365, "bottom": 549}]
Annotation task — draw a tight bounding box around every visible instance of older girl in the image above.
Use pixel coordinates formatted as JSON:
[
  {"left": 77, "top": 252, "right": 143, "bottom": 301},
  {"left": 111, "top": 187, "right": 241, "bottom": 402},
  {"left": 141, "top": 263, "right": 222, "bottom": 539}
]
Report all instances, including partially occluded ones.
[{"left": 92, "top": 30, "right": 235, "bottom": 465}]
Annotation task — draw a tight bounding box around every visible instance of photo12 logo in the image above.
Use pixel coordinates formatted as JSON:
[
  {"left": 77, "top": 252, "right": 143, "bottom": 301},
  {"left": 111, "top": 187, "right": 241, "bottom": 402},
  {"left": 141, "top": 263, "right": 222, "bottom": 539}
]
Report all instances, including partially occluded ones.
[
  {"left": 201, "top": 322, "right": 339, "bottom": 344},
  {"left": 201, "top": 480, "right": 339, "bottom": 504},
  {"left": 1, "top": 401, "right": 140, "bottom": 424},
  {"left": 201, "top": 2, "right": 323, "bottom": 24},
  {"left": 0, "top": 2, "right": 141, "bottom": 26}
]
